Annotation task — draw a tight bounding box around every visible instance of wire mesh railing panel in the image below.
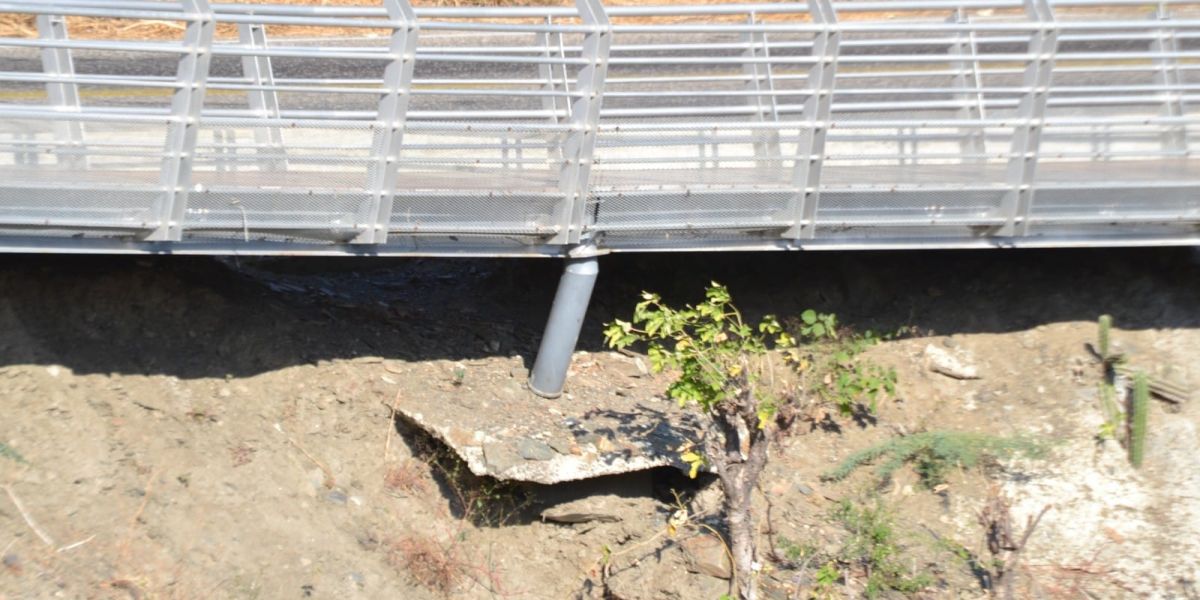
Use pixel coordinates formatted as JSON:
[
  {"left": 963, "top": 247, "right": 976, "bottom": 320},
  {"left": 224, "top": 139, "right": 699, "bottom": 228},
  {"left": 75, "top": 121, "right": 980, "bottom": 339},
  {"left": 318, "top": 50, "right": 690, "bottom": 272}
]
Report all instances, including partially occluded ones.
[{"left": 0, "top": 0, "right": 1196, "bottom": 253}]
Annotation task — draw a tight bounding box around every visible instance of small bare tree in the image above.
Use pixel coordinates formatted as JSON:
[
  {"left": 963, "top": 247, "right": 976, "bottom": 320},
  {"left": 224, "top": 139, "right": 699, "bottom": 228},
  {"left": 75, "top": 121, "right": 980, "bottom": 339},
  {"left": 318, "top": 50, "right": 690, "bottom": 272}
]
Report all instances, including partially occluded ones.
[
  {"left": 605, "top": 283, "right": 800, "bottom": 600},
  {"left": 978, "top": 486, "right": 1051, "bottom": 600}
]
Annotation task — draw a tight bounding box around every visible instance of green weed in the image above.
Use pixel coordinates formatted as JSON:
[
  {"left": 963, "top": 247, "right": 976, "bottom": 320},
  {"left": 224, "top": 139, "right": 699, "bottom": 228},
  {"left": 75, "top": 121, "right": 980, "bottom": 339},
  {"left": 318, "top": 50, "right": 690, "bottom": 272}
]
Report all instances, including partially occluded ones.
[
  {"left": 833, "top": 499, "right": 932, "bottom": 599},
  {"left": 821, "top": 431, "right": 1046, "bottom": 488}
]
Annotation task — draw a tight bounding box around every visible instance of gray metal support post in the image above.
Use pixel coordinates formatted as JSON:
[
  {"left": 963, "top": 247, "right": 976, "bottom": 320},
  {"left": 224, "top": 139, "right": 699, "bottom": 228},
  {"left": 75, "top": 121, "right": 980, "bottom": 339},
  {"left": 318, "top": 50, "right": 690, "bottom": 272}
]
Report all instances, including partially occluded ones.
[
  {"left": 1000, "top": 0, "right": 1057, "bottom": 238},
  {"left": 237, "top": 22, "right": 287, "bottom": 171},
  {"left": 36, "top": 14, "right": 85, "bottom": 170},
  {"left": 148, "top": 0, "right": 215, "bottom": 241},
  {"left": 360, "top": 0, "right": 418, "bottom": 245},
  {"left": 553, "top": 0, "right": 611, "bottom": 245},
  {"left": 529, "top": 251, "right": 600, "bottom": 398},
  {"left": 783, "top": 0, "right": 838, "bottom": 240}
]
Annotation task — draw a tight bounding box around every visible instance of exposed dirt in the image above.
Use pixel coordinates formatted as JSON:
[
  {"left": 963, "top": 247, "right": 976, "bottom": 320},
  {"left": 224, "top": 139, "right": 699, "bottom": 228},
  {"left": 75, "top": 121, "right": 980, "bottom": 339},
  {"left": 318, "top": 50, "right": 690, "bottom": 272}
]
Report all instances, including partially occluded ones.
[{"left": 0, "top": 248, "right": 1197, "bottom": 599}]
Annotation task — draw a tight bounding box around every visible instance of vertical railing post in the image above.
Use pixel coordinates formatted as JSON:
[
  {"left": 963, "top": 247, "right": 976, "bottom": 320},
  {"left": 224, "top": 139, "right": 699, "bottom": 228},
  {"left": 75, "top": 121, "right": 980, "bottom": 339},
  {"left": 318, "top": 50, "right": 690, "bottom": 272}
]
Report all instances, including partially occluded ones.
[
  {"left": 537, "top": 17, "right": 568, "bottom": 163},
  {"left": 1151, "top": 4, "right": 1187, "bottom": 156},
  {"left": 147, "top": 0, "right": 214, "bottom": 242},
  {"left": 783, "top": 0, "right": 838, "bottom": 240},
  {"left": 359, "top": 0, "right": 418, "bottom": 245},
  {"left": 948, "top": 8, "right": 986, "bottom": 161},
  {"left": 1000, "top": 0, "right": 1057, "bottom": 238},
  {"left": 743, "top": 12, "right": 781, "bottom": 167},
  {"left": 238, "top": 22, "right": 287, "bottom": 171},
  {"left": 36, "top": 14, "right": 86, "bottom": 170},
  {"left": 553, "top": 0, "right": 610, "bottom": 246}
]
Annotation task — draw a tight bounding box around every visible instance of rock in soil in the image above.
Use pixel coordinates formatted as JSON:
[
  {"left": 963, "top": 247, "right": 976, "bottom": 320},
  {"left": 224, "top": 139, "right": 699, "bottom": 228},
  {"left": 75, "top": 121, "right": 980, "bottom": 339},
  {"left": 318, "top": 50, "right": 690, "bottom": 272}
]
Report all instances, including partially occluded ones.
[{"left": 679, "top": 533, "right": 732, "bottom": 580}]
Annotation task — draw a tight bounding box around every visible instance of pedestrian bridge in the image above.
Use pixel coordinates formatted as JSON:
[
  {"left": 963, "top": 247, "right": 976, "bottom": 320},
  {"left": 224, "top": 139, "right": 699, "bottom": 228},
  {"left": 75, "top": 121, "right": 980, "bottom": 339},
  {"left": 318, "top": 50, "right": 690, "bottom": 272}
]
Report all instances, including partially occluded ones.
[{"left": 0, "top": 0, "right": 1197, "bottom": 256}]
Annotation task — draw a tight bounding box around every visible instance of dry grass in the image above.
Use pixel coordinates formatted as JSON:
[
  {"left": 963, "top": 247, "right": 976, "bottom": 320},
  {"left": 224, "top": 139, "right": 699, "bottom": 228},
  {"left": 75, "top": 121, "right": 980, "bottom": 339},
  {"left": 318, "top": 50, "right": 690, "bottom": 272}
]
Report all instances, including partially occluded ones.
[
  {"left": 383, "top": 461, "right": 429, "bottom": 497},
  {"left": 385, "top": 533, "right": 469, "bottom": 594}
]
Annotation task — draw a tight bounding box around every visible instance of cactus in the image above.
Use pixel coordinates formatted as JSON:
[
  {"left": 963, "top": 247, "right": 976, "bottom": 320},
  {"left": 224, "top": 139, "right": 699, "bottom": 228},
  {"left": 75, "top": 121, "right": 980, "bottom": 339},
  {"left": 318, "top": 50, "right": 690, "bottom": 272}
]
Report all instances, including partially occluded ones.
[
  {"left": 1097, "top": 315, "right": 1112, "bottom": 361},
  {"left": 1128, "top": 372, "right": 1149, "bottom": 468}
]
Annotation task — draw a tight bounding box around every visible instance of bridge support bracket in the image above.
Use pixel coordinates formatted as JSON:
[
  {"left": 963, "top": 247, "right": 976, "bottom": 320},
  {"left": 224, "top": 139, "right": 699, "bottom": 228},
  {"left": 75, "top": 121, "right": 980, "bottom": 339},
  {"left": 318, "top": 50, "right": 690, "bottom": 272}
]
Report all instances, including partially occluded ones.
[{"left": 529, "top": 249, "right": 600, "bottom": 398}]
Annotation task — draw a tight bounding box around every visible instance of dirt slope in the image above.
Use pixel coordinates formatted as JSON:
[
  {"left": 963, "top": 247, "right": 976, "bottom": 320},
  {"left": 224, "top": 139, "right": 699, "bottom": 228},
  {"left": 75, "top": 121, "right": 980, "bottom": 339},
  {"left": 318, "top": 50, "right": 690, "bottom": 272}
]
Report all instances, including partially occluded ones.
[{"left": 0, "top": 248, "right": 1197, "bottom": 599}]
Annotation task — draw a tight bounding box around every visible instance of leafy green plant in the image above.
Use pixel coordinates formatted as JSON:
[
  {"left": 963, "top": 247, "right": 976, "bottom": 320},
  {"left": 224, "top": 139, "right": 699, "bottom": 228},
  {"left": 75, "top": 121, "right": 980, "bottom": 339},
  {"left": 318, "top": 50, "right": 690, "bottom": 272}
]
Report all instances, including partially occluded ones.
[
  {"left": 788, "top": 324, "right": 898, "bottom": 420},
  {"left": 813, "top": 561, "right": 841, "bottom": 599},
  {"left": 798, "top": 309, "right": 838, "bottom": 339},
  {"left": 1128, "top": 372, "right": 1149, "bottom": 468},
  {"left": 776, "top": 536, "right": 817, "bottom": 564},
  {"left": 825, "top": 362, "right": 897, "bottom": 417},
  {"left": 833, "top": 500, "right": 932, "bottom": 599},
  {"left": 821, "top": 431, "right": 1046, "bottom": 488},
  {"left": 604, "top": 283, "right": 796, "bottom": 600}
]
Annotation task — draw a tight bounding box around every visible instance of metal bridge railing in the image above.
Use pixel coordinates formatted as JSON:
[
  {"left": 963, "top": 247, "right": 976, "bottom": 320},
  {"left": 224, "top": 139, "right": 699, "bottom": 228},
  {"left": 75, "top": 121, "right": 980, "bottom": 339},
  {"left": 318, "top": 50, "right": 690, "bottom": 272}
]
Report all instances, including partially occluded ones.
[{"left": 0, "top": 0, "right": 1197, "bottom": 254}]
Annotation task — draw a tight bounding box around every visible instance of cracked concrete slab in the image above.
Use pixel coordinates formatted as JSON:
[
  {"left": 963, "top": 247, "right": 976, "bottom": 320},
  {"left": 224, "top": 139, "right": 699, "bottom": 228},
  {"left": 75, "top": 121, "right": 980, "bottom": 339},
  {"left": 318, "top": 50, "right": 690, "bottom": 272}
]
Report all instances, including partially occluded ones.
[{"left": 392, "top": 352, "right": 702, "bottom": 484}]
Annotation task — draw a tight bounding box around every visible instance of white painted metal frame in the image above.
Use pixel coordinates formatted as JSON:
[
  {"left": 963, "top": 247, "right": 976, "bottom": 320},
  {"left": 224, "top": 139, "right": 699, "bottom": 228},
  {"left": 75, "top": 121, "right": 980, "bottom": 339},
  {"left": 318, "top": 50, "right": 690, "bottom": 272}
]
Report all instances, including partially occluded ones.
[
  {"left": 948, "top": 8, "right": 987, "bottom": 160},
  {"left": 1152, "top": 3, "right": 1189, "bottom": 154},
  {"left": 148, "top": 0, "right": 214, "bottom": 241},
  {"left": 237, "top": 22, "right": 286, "bottom": 172},
  {"left": 0, "top": 0, "right": 1195, "bottom": 255},
  {"left": 35, "top": 13, "right": 85, "bottom": 170},
  {"left": 554, "top": 0, "right": 611, "bottom": 245},
  {"left": 1001, "top": 0, "right": 1057, "bottom": 238},
  {"left": 743, "top": 11, "right": 781, "bottom": 166},
  {"left": 361, "top": 0, "right": 418, "bottom": 245},
  {"left": 784, "top": 0, "right": 838, "bottom": 240}
]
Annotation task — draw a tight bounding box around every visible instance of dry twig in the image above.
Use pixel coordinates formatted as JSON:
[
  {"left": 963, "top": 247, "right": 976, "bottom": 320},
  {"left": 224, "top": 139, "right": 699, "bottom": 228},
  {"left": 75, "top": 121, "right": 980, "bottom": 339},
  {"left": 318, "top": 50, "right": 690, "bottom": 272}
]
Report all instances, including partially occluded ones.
[
  {"left": 2, "top": 484, "right": 54, "bottom": 547},
  {"left": 287, "top": 437, "right": 335, "bottom": 489}
]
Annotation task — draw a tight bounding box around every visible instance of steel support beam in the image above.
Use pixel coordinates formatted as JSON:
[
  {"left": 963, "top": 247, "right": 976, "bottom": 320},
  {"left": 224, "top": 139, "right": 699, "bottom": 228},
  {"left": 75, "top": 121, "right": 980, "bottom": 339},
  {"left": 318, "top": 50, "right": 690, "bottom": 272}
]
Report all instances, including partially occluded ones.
[
  {"left": 553, "top": 0, "right": 611, "bottom": 245},
  {"left": 359, "top": 0, "right": 418, "bottom": 245},
  {"left": 147, "top": 0, "right": 214, "bottom": 242},
  {"left": 36, "top": 14, "right": 85, "bottom": 170},
  {"left": 529, "top": 251, "right": 600, "bottom": 398},
  {"left": 1000, "top": 0, "right": 1057, "bottom": 238},
  {"left": 237, "top": 22, "right": 286, "bottom": 171},
  {"left": 784, "top": 0, "right": 838, "bottom": 240}
]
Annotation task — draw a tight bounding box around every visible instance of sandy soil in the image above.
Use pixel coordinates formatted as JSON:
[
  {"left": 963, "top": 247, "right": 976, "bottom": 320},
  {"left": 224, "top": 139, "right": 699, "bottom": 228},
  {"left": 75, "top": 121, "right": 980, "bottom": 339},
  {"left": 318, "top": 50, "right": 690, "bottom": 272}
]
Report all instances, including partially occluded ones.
[{"left": 0, "top": 248, "right": 1197, "bottom": 599}]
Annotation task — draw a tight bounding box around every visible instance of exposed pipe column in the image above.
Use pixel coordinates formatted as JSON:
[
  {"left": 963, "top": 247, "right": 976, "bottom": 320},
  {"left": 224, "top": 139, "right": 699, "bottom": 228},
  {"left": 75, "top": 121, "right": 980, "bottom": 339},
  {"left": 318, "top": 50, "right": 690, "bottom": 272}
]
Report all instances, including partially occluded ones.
[{"left": 529, "top": 248, "right": 600, "bottom": 398}]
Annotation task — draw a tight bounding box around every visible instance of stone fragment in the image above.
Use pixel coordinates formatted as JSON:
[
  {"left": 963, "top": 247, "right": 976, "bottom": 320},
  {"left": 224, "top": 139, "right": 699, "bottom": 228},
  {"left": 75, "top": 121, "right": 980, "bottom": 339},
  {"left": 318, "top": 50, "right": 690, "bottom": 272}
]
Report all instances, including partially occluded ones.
[
  {"left": 680, "top": 534, "right": 732, "bottom": 580},
  {"left": 517, "top": 438, "right": 556, "bottom": 461},
  {"left": 924, "top": 344, "right": 980, "bottom": 380},
  {"left": 483, "top": 441, "right": 522, "bottom": 475}
]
